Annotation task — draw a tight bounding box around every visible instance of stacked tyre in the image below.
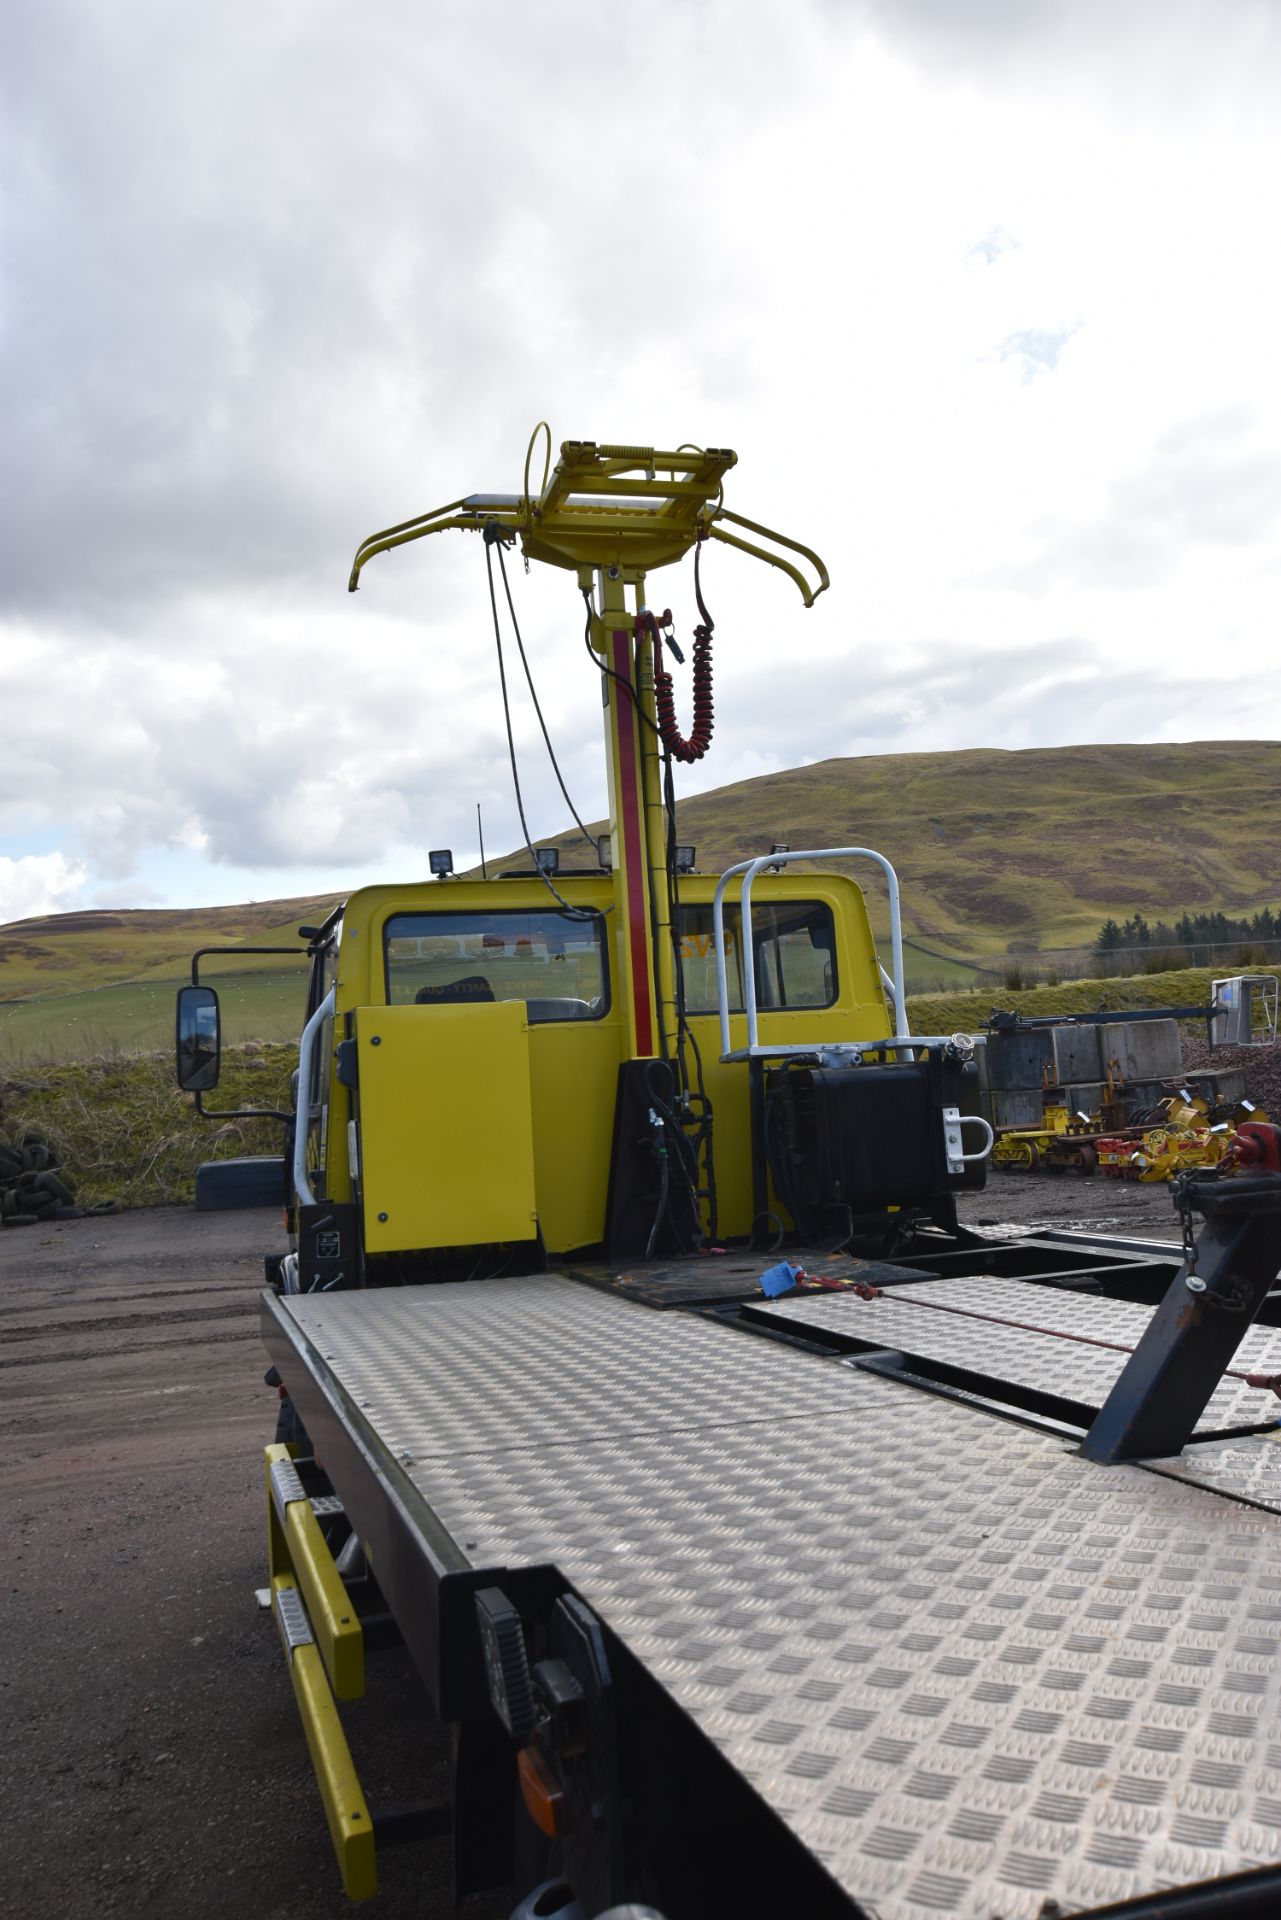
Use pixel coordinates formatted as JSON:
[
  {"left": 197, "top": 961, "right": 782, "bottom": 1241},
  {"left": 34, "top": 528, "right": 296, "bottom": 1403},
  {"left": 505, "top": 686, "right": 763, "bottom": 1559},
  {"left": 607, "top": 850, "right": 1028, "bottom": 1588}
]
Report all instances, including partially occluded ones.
[{"left": 0, "top": 1132, "right": 81, "bottom": 1227}]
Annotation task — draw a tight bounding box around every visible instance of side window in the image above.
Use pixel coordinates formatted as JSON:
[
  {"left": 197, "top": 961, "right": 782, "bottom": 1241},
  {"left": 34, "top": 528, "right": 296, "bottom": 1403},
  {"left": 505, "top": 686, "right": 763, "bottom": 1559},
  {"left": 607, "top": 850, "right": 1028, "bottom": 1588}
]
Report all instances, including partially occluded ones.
[
  {"left": 383, "top": 909, "right": 609, "bottom": 1022},
  {"left": 678, "top": 901, "right": 837, "bottom": 1013}
]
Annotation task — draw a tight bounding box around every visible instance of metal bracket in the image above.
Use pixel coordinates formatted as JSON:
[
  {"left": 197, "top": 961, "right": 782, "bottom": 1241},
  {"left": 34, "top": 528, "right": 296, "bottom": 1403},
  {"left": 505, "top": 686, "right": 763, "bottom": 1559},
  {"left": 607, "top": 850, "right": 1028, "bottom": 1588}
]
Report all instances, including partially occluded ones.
[
  {"left": 1082, "top": 1173, "right": 1281, "bottom": 1463},
  {"left": 943, "top": 1107, "right": 995, "bottom": 1176},
  {"left": 543, "top": 1594, "right": 623, "bottom": 1916}
]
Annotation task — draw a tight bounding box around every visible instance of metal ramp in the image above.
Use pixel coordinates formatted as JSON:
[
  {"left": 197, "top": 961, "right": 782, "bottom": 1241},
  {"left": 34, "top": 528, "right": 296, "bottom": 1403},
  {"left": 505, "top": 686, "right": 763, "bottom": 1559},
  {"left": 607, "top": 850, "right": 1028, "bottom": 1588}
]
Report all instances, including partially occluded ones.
[
  {"left": 744, "top": 1274, "right": 1281, "bottom": 1438},
  {"left": 266, "top": 1273, "right": 1281, "bottom": 1920}
]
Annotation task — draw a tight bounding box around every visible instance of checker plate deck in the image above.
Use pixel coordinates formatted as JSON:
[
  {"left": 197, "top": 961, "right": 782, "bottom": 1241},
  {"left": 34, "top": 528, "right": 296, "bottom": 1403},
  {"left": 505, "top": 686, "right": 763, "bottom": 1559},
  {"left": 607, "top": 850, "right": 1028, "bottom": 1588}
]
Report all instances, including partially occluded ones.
[
  {"left": 746, "top": 1275, "right": 1281, "bottom": 1436},
  {"left": 277, "top": 1275, "right": 1281, "bottom": 1920},
  {"left": 1152, "top": 1435, "right": 1281, "bottom": 1513}
]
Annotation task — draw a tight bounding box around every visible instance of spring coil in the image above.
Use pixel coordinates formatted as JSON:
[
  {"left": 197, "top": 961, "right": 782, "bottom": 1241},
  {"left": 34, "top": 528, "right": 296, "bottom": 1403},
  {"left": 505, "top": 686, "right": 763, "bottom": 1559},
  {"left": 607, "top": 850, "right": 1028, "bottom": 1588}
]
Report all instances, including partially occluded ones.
[{"left": 654, "top": 623, "right": 714, "bottom": 762}]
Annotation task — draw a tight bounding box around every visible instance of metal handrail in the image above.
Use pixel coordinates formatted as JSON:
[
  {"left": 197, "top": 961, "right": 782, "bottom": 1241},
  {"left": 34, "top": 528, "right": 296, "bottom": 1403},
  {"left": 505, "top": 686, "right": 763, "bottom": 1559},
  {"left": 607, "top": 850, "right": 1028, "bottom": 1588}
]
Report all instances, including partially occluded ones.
[
  {"left": 712, "top": 848, "right": 908, "bottom": 1062},
  {"left": 293, "top": 987, "right": 335, "bottom": 1207}
]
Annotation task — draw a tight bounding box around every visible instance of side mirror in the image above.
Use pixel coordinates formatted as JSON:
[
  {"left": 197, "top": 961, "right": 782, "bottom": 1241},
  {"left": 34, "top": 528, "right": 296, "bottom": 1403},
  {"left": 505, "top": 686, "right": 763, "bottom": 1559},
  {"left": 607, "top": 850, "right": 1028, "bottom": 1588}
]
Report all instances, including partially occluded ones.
[{"left": 176, "top": 985, "right": 221, "bottom": 1091}]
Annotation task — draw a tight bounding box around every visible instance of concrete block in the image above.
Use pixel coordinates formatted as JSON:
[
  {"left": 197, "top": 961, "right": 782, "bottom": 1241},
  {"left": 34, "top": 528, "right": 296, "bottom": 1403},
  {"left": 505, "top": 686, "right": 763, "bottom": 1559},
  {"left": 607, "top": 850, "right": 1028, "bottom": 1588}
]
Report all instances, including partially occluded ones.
[
  {"left": 1051, "top": 1025, "right": 1102, "bottom": 1085},
  {"left": 1099, "top": 1019, "right": 1182, "bottom": 1084},
  {"left": 1063, "top": 1083, "right": 1105, "bottom": 1120},
  {"left": 990, "top": 1088, "right": 1046, "bottom": 1130},
  {"left": 1182, "top": 1068, "right": 1248, "bottom": 1106},
  {"left": 1125, "top": 1080, "right": 1173, "bottom": 1114},
  {"left": 984, "top": 1028, "right": 1055, "bottom": 1091}
]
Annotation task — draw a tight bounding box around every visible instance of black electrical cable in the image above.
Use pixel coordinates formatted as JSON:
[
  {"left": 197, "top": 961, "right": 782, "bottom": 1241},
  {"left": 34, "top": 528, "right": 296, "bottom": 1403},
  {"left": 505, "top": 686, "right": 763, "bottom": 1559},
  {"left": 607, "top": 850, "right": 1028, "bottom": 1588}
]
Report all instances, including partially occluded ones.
[
  {"left": 581, "top": 590, "right": 664, "bottom": 739},
  {"left": 750, "top": 1210, "right": 786, "bottom": 1256},
  {"left": 644, "top": 1060, "right": 704, "bottom": 1243},
  {"left": 661, "top": 748, "right": 718, "bottom": 1242},
  {"left": 493, "top": 539, "right": 596, "bottom": 852},
  {"left": 484, "top": 532, "right": 596, "bottom": 922},
  {"left": 644, "top": 1130, "right": 671, "bottom": 1261}
]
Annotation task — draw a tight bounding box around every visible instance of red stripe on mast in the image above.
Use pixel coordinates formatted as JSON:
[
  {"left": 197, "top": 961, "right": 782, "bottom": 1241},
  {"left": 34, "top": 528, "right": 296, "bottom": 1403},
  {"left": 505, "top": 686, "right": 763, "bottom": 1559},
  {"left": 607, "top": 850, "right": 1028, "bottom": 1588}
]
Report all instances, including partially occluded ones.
[{"left": 611, "top": 629, "right": 655, "bottom": 1057}]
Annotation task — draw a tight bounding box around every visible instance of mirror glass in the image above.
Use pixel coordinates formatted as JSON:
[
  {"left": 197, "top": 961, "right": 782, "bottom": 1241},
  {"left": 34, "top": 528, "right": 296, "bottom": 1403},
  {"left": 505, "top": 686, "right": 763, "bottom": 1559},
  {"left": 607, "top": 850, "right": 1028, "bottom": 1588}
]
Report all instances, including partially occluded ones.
[{"left": 176, "top": 985, "right": 221, "bottom": 1091}]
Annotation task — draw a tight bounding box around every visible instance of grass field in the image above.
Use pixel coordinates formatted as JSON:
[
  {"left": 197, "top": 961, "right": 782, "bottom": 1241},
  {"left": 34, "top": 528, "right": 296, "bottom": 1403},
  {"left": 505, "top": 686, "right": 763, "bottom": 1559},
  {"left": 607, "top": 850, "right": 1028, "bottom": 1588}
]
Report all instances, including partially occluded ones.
[
  {"left": 907, "top": 964, "right": 1228, "bottom": 1038},
  {"left": 0, "top": 1044, "right": 296, "bottom": 1210},
  {"left": 0, "top": 963, "right": 1244, "bottom": 1210},
  {"left": 0, "top": 967, "right": 310, "bottom": 1064}
]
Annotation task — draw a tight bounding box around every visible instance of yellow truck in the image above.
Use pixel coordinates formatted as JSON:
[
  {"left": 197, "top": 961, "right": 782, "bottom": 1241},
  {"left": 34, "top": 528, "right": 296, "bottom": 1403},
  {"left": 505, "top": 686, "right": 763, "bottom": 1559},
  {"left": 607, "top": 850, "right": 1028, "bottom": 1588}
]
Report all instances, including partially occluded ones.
[{"left": 179, "top": 438, "right": 1281, "bottom": 1920}]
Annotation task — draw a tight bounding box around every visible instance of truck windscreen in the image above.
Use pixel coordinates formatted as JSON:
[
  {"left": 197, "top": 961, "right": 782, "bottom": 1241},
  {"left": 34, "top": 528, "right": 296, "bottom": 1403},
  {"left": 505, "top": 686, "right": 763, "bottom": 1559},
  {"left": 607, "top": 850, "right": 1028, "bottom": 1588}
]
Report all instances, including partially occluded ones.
[{"left": 384, "top": 909, "right": 609, "bottom": 1022}]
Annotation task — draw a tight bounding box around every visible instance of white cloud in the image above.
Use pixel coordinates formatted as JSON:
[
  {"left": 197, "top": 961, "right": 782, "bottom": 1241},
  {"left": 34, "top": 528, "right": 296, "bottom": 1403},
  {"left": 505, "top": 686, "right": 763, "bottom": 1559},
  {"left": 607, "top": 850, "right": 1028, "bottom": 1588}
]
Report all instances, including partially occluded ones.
[
  {"left": 0, "top": 852, "right": 88, "bottom": 924},
  {"left": 2, "top": 1, "right": 1281, "bottom": 910}
]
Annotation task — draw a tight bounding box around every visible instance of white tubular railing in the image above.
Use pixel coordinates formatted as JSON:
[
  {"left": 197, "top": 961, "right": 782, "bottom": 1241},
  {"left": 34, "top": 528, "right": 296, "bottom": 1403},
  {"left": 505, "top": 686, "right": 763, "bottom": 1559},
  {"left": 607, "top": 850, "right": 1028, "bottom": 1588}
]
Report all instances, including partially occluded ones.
[
  {"left": 292, "top": 987, "right": 335, "bottom": 1207},
  {"left": 712, "top": 848, "right": 908, "bottom": 1061}
]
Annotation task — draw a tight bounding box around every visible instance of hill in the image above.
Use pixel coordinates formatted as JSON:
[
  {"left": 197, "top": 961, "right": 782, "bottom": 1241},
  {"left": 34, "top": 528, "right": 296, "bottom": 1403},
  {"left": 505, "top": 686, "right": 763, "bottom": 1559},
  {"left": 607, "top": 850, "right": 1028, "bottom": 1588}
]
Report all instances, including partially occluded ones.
[
  {"left": 2, "top": 740, "right": 1278, "bottom": 1060},
  {"left": 0, "top": 894, "right": 341, "bottom": 1062},
  {"left": 0, "top": 893, "right": 340, "bottom": 1002},
  {"left": 532, "top": 738, "right": 1281, "bottom": 962}
]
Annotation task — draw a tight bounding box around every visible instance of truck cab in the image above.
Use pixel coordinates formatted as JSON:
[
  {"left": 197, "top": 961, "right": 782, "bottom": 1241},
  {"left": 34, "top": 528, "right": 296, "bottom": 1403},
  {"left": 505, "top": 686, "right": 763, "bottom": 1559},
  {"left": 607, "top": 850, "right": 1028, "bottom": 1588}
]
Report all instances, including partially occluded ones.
[{"left": 280, "top": 860, "right": 974, "bottom": 1291}]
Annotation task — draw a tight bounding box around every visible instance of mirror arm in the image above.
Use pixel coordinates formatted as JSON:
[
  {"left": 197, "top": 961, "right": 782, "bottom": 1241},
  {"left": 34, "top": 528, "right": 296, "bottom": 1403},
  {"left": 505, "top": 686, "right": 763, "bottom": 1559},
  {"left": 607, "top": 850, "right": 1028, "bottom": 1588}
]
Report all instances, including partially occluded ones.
[
  {"left": 192, "top": 1092, "right": 293, "bottom": 1123},
  {"left": 183, "top": 942, "right": 310, "bottom": 1118},
  {"left": 191, "top": 943, "right": 305, "bottom": 985}
]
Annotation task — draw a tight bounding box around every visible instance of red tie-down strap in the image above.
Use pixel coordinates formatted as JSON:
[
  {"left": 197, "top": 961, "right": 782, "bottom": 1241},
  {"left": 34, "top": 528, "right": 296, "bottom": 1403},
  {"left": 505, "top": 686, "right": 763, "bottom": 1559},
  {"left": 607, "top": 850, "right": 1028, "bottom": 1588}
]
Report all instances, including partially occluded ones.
[{"left": 638, "top": 604, "right": 715, "bottom": 763}]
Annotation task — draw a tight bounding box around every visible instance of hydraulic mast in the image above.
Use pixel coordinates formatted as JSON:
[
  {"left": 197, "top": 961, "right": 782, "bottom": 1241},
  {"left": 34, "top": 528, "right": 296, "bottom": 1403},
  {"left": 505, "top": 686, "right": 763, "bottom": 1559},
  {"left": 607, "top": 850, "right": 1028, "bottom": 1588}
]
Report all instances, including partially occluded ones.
[{"left": 348, "top": 432, "right": 829, "bottom": 1066}]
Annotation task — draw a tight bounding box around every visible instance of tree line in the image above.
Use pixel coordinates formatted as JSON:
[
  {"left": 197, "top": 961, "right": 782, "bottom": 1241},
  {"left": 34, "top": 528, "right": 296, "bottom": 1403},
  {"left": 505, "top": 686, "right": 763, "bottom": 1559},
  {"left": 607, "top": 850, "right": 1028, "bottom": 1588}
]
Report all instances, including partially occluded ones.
[{"left": 1094, "top": 908, "right": 1281, "bottom": 974}]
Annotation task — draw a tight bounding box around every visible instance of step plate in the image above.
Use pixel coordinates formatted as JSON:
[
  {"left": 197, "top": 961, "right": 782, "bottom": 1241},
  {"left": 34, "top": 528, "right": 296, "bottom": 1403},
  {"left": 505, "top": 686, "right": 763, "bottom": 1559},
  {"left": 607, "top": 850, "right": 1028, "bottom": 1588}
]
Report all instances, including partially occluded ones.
[
  {"left": 747, "top": 1275, "right": 1281, "bottom": 1436},
  {"left": 279, "top": 1276, "right": 1281, "bottom": 1919}
]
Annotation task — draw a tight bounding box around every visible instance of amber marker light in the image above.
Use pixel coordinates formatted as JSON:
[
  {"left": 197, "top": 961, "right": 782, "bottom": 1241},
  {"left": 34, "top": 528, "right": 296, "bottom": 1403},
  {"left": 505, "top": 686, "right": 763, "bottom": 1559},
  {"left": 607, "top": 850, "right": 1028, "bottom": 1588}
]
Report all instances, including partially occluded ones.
[{"left": 517, "top": 1747, "right": 564, "bottom": 1837}]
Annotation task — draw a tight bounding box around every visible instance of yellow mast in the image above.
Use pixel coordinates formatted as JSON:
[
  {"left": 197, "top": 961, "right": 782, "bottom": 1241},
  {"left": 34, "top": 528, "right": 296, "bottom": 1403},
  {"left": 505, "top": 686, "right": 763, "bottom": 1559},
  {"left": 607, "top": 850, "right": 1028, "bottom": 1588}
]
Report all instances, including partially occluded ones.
[{"left": 348, "top": 432, "right": 828, "bottom": 1065}]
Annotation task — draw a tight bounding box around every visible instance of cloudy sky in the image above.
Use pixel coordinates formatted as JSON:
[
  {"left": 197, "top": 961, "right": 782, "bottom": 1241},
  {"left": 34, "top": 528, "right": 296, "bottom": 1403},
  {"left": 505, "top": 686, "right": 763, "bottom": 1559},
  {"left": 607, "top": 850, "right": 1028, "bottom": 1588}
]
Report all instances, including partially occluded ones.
[{"left": 3, "top": 0, "right": 1280, "bottom": 924}]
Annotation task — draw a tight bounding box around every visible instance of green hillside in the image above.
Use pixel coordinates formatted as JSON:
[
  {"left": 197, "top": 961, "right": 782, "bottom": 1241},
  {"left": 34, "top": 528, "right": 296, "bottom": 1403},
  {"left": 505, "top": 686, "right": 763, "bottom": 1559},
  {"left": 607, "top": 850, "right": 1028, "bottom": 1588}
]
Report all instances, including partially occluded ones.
[
  {"left": 2, "top": 740, "right": 1277, "bottom": 1062},
  {"left": 0, "top": 895, "right": 338, "bottom": 1063},
  {"left": 0, "top": 893, "right": 339, "bottom": 1002},
  {"left": 608, "top": 739, "right": 1281, "bottom": 960}
]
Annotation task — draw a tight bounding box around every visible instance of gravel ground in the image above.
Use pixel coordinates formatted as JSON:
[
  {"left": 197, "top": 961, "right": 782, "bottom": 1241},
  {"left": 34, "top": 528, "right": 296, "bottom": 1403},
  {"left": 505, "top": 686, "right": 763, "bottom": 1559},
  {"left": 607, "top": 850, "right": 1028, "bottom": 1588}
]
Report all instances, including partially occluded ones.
[
  {"left": 1181, "top": 1036, "right": 1281, "bottom": 1112},
  {"left": 0, "top": 1207, "right": 507, "bottom": 1920},
  {"left": 958, "top": 1165, "right": 1187, "bottom": 1239}
]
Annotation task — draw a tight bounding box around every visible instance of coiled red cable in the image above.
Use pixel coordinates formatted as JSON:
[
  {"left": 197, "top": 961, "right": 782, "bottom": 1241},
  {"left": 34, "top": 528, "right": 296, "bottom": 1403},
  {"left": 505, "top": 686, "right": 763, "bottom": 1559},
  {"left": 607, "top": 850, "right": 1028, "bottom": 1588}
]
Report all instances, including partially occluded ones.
[
  {"left": 654, "top": 620, "right": 714, "bottom": 763},
  {"left": 643, "top": 539, "right": 716, "bottom": 763}
]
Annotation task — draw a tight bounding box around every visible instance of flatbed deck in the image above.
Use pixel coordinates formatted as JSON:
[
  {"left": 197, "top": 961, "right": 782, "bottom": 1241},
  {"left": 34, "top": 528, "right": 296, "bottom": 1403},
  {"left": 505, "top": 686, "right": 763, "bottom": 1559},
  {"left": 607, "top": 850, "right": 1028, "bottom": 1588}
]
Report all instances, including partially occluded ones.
[{"left": 263, "top": 1255, "right": 1281, "bottom": 1919}]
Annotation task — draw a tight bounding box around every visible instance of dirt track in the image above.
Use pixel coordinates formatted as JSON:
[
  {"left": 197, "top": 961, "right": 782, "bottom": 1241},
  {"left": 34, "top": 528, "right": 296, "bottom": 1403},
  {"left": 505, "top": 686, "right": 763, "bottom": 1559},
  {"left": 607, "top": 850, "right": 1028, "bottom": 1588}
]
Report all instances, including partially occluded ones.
[
  {"left": 960, "top": 1162, "right": 1188, "bottom": 1239},
  {"left": 0, "top": 1181, "right": 1185, "bottom": 1919},
  {"left": 0, "top": 1206, "right": 505, "bottom": 1920}
]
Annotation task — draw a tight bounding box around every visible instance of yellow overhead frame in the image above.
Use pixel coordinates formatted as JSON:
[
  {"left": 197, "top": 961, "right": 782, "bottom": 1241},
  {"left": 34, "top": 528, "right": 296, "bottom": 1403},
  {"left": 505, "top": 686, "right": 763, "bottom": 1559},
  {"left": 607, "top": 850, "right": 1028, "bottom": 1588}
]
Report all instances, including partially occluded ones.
[
  {"left": 348, "top": 433, "right": 830, "bottom": 603},
  {"left": 347, "top": 428, "right": 829, "bottom": 1065}
]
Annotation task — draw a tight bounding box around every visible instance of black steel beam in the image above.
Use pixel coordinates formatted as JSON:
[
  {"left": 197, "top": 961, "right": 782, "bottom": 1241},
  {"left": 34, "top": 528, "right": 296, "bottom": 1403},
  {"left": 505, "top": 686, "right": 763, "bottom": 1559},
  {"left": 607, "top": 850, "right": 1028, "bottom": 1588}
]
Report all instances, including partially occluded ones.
[{"left": 1082, "top": 1175, "right": 1281, "bottom": 1464}]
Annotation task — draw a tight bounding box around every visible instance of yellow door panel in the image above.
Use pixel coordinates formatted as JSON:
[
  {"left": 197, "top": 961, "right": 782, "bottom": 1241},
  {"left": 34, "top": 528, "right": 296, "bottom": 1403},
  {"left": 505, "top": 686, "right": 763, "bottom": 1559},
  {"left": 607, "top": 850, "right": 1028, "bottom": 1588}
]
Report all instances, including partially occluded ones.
[
  {"left": 526, "top": 1023, "right": 624, "bottom": 1254},
  {"left": 354, "top": 1002, "right": 537, "bottom": 1252}
]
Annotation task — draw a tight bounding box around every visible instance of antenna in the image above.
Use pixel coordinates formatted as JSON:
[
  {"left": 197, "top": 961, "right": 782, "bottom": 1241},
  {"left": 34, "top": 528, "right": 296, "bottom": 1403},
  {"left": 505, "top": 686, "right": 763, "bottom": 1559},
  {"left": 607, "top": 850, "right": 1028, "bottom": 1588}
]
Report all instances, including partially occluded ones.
[{"left": 477, "top": 803, "right": 488, "bottom": 881}]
